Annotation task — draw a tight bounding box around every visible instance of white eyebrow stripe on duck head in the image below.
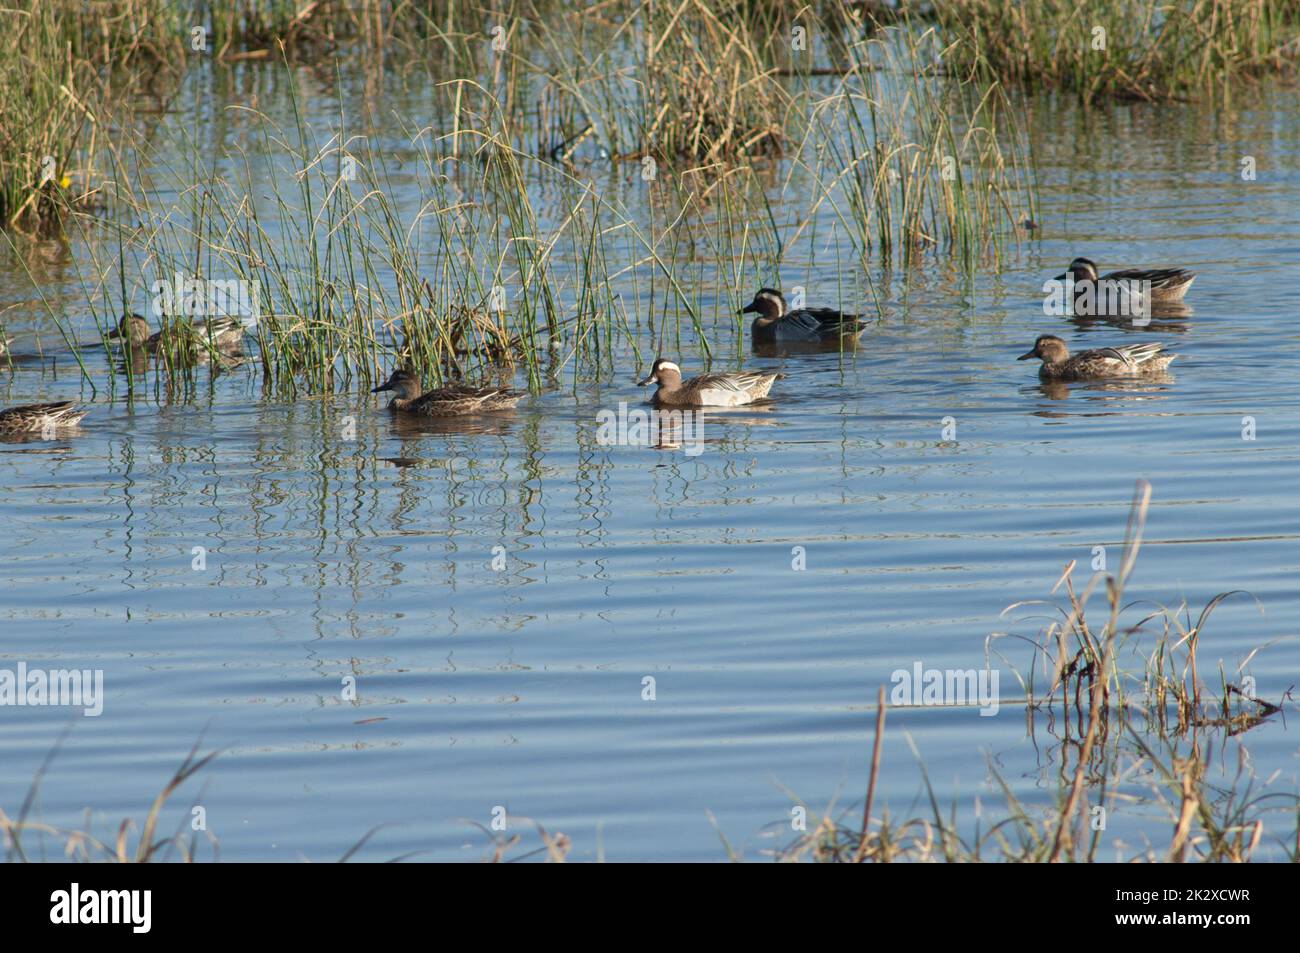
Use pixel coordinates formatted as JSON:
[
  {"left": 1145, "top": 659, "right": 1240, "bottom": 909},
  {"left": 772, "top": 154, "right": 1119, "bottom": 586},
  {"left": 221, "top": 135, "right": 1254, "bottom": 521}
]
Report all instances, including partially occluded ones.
[
  {"left": 758, "top": 291, "right": 784, "bottom": 315},
  {"left": 656, "top": 361, "right": 681, "bottom": 374}
]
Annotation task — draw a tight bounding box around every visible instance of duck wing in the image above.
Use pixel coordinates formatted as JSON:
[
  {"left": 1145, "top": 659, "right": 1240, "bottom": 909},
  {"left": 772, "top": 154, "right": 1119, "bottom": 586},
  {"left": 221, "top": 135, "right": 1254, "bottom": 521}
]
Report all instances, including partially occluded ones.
[
  {"left": 414, "top": 384, "right": 523, "bottom": 413},
  {"left": 0, "top": 401, "right": 87, "bottom": 431},
  {"left": 784, "top": 308, "right": 864, "bottom": 334},
  {"left": 203, "top": 316, "right": 246, "bottom": 334},
  {"left": 693, "top": 371, "right": 772, "bottom": 393},
  {"left": 1103, "top": 267, "right": 1194, "bottom": 290},
  {"left": 1085, "top": 342, "right": 1165, "bottom": 368}
]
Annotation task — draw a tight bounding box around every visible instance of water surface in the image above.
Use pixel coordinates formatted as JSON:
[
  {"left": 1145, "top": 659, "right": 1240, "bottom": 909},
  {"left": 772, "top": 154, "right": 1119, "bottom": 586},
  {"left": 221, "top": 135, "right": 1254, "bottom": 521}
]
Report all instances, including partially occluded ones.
[{"left": 2, "top": 64, "right": 1299, "bottom": 861}]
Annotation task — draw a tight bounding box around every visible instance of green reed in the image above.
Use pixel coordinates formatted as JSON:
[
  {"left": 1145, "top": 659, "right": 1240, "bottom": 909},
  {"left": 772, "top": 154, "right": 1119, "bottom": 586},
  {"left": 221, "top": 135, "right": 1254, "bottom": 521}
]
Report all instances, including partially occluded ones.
[
  {"left": 938, "top": 0, "right": 1300, "bottom": 103},
  {"left": 0, "top": 0, "right": 159, "bottom": 226},
  {"left": 803, "top": 15, "right": 1037, "bottom": 270},
  {"left": 82, "top": 69, "right": 672, "bottom": 395},
  {"left": 9, "top": 1, "right": 1044, "bottom": 396}
]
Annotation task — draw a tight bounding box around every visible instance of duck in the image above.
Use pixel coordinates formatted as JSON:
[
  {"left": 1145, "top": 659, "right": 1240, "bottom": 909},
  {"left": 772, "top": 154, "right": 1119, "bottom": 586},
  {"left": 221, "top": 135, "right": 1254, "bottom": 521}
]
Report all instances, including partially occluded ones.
[
  {"left": 1017, "top": 334, "right": 1177, "bottom": 380},
  {"left": 741, "top": 289, "right": 866, "bottom": 343},
  {"left": 1055, "top": 257, "right": 1195, "bottom": 304},
  {"left": 371, "top": 367, "right": 523, "bottom": 415},
  {"left": 0, "top": 335, "right": 12, "bottom": 358},
  {"left": 0, "top": 401, "right": 88, "bottom": 435},
  {"left": 106, "top": 312, "right": 246, "bottom": 355},
  {"left": 637, "top": 357, "right": 781, "bottom": 408}
]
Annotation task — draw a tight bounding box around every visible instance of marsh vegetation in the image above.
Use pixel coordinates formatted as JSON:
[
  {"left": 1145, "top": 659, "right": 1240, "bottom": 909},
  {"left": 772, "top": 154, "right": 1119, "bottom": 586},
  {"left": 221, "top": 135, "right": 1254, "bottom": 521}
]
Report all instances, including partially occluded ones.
[{"left": 2, "top": 2, "right": 1298, "bottom": 864}]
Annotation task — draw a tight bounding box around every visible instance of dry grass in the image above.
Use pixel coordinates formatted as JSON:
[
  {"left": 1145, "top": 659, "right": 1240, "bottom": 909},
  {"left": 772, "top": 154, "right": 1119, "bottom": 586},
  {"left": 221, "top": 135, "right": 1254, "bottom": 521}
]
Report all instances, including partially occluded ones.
[
  {"left": 779, "top": 480, "right": 1297, "bottom": 863},
  {"left": 641, "top": 0, "right": 790, "bottom": 163},
  {"left": 1, "top": 734, "right": 577, "bottom": 862},
  {"left": 1, "top": 735, "right": 220, "bottom": 863},
  {"left": 938, "top": 0, "right": 1300, "bottom": 103}
]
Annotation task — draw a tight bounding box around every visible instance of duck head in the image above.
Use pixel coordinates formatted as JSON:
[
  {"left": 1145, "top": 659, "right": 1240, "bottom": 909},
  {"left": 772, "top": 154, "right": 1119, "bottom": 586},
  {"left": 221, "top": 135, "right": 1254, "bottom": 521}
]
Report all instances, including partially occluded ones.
[
  {"left": 105, "top": 313, "right": 151, "bottom": 345},
  {"left": 372, "top": 368, "right": 423, "bottom": 400},
  {"left": 740, "top": 289, "right": 786, "bottom": 324},
  {"left": 1018, "top": 334, "right": 1070, "bottom": 364},
  {"left": 637, "top": 358, "right": 683, "bottom": 388},
  {"left": 1054, "top": 257, "right": 1099, "bottom": 284}
]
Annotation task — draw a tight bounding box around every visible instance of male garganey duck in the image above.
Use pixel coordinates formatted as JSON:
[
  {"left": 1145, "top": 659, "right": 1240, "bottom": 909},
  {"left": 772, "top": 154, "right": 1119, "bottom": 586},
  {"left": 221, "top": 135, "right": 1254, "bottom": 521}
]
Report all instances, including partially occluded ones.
[
  {"left": 741, "top": 288, "right": 866, "bottom": 344},
  {"left": 637, "top": 358, "right": 781, "bottom": 408},
  {"left": 1054, "top": 257, "right": 1195, "bottom": 304}
]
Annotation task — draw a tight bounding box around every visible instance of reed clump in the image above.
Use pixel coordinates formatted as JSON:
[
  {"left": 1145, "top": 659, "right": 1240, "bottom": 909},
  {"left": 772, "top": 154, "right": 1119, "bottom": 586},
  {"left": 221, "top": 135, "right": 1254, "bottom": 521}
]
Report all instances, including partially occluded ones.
[
  {"left": 807, "top": 17, "right": 1037, "bottom": 267},
  {"left": 0, "top": 5, "right": 100, "bottom": 227},
  {"left": 1, "top": 739, "right": 220, "bottom": 863},
  {"left": 938, "top": 0, "right": 1300, "bottom": 103},
  {"left": 17, "top": 0, "right": 1036, "bottom": 394},
  {"left": 640, "top": 0, "right": 790, "bottom": 163},
  {"left": 75, "top": 77, "right": 645, "bottom": 397},
  {"left": 1, "top": 0, "right": 191, "bottom": 228},
  {"left": 780, "top": 481, "right": 1297, "bottom": 863},
  {"left": 0, "top": 0, "right": 384, "bottom": 228},
  {"left": 2, "top": 740, "right": 418, "bottom": 862}
]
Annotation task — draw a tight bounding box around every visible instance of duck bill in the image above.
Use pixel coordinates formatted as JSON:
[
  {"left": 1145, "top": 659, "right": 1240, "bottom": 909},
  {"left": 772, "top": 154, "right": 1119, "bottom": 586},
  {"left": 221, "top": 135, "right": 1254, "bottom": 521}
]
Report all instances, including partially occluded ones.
[
  {"left": 1052, "top": 273, "right": 1068, "bottom": 282},
  {"left": 1016, "top": 350, "right": 1037, "bottom": 361},
  {"left": 740, "top": 303, "right": 758, "bottom": 314},
  {"left": 637, "top": 373, "right": 656, "bottom": 387},
  {"left": 371, "top": 381, "right": 394, "bottom": 393},
  {"left": 105, "top": 328, "right": 122, "bottom": 340}
]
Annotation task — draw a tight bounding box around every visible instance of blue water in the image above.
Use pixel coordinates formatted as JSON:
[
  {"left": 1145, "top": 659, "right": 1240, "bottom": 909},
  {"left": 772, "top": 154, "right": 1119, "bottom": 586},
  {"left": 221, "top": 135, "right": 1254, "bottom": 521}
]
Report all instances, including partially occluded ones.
[{"left": 2, "top": 61, "right": 1298, "bottom": 861}]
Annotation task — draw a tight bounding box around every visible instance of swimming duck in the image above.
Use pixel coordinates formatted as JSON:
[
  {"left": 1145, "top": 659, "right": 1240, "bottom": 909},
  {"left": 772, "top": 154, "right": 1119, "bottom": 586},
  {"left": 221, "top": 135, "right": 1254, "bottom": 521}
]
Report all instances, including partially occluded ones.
[
  {"left": 0, "top": 401, "right": 88, "bottom": 435},
  {"left": 372, "top": 367, "right": 523, "bottom": 415},
  {"left": 1055, "top": 258, "right": 1195, "bottom": 303},
  {"left": 1017, "top": 334, "right": 1177, "bottom": 380},
  {"left": 637, "top": 358, "right": 781, "bottom": 408},
  {"left": 106, "top": 313, "right": 246, "bottom": 354},
  {"left": 741, "top": 289, "right": 866, "bottom": 343}
]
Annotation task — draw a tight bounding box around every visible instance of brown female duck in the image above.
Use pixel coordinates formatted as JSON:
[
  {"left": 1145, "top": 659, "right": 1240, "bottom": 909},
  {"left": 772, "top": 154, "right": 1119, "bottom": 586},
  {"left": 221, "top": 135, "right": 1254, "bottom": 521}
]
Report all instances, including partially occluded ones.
[
  {"left": 372, "top": 368, "right": 523, "bottom": 416},
  {"left": 107, "top": 312, "right": 246, "bottom": 355},
  {"left": 0, "top": 401, "right": 88, "bottom": 435},
  {"left": 1017, "top": 334, "right": 1177, "bottom": 380}
]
